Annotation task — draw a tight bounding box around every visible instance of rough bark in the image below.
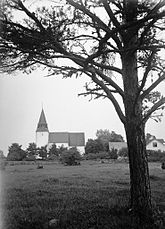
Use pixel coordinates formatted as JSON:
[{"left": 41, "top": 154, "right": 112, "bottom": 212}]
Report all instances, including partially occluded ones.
[
  {"left": 122, "top": 51, "right": 154, "bottom": 229},
  {"left": 121, "top": 1, "right": 153, "bottom": 223},
  {"left": 122, "top": 54, "right": 153, "bottom": 225},
  {"left": 125, "top": 120, "right": 152, "bottom": 219}
]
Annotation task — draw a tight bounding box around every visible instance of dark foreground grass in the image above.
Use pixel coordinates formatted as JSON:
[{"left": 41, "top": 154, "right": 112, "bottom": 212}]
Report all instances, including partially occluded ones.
[{"left": 0, "top": 161, "right": 165, "bottom": 229}]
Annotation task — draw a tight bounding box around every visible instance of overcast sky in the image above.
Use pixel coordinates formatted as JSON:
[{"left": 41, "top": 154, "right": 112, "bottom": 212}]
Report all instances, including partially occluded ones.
[{"left": 0, "top": 69, "right": 165, "bottom": 155}]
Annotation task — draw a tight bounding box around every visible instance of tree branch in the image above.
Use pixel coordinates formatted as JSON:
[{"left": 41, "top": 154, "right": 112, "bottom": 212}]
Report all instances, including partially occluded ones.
[
  {"left": 94, "top": 68, "right": 124, "bottom": 98},
  {"left": 67, "top": 0, "right": 110, "bottom": 33},
  {"left": 138, "top": 50, "right": 156, "bottom": 95},
  {"left": 142, "top": 97, "right": 165, "bottom": 123},
  {"left": 17, "top": 0, "right": 45, "bottom": 32},
  {"left": 86, "top": 71, "right": 125, "bottom": 124},
  {"left": 141, "top": 73, "right": 165, "bottom": 100},
  {"left": 102, "top": 0, "right": 121, "bottom": 30}
]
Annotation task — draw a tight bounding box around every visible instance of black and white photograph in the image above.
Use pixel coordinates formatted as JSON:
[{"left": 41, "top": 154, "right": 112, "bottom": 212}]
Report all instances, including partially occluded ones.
[{"left": 0, "top": 0, "right": 165, "bottom": 228}]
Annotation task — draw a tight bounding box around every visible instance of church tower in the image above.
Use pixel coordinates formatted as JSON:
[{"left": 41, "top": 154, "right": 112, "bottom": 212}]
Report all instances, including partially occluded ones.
[{"left": 36, "top": 109, "right": 49, "bottom": 147}]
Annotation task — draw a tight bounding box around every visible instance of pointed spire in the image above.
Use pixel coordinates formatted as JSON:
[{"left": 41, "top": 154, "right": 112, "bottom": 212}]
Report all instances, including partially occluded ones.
[{"left": 36, "top": 109, "right": 49, "bottom": 132}]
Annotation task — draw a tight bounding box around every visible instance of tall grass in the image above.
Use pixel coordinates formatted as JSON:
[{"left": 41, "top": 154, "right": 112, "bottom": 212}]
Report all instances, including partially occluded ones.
[{"left": 1, "top": 161, "right": 165, "bottom": 228}]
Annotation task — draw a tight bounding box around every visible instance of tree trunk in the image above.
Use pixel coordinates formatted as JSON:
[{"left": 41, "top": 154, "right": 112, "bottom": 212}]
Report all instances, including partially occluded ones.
[
  {"left": 122, "top": 54, "right": 153, "bottom": 224},
  {"left": 121, "top": 47, "right": 154, "bottom": 227},
  {"left": 125, "top": 120, "right": 152, "bottom": 219}
]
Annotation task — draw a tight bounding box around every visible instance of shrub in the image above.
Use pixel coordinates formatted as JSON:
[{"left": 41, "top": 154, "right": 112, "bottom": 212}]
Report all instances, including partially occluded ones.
[
  {"left": 84, "top": 151, "right": 109, "bottom": 160},
  {"left": 47, "top": 154, "right": 58, "bottom": 161},
  {"left": 7, "top": 143, "right": 27, "bottom": 161},
  {"left": 60, "top": 147, "right": 81, "bottom": 166},
  {"left": 108, "top": 148, "right": 118, "bottom": 160},
  {"left": 118, "top": 147, "right": 128, "bottom": 158},
  {"left": 0, "top": 160, "right": 6, "bottom": 170},
  {"left": 24, "top": 155, "right": 36, "bottom": 161},
  {"left": 48, "top": 144, "right": 59, "bottom": 157},
  {"left": 147, "top": 150, "right": 165, "bottom": 162},
  {"left": 85, "top": 139, "right": 104, "bottom": 154}
]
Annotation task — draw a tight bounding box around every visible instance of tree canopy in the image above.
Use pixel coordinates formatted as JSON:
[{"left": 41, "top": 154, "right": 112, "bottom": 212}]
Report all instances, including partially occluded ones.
[
  {"left": 0, "top": 0, "right": 165, "bottom": 124},
  {"left": 96, "top": 129, "right": 124, "bottom": 142},
  {"left": 26, "top": 142, "right": 38, "bottom": 157},
  {"left": 7, "top": 143, "right": 26, "bottom": 161}
]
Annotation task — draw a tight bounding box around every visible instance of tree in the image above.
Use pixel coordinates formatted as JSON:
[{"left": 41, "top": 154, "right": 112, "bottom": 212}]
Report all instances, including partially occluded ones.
[
  {"left": 96, "top": 129, "right": 124, "bottom": 142},
  {"left": 108, "top": 147, "right": 118, "bottom": 160},
  {"left": 7, "top": 143, "right": 26, "bottom": 161},
  {"left": 85, "top": 138, "right": 104, "bottom": 154},
  {"left": 48, "top": 144, "right": 59, "bottom": 157},
  {"left": 38, "top": 145, "right": 47, "bottom": 160},
  {"left": 26, "top": 142, "right": 38, "bottom": 158},
  {"left": 0, "top": 150, "right": 5, "bottom": 159},
  {"left": 96, "top": 129, "right": 124, "bottom": 150},
  {"left": 1, "top": 0, "right": 165, "bottom": 224},
  {"left": 118, "top": 147, "right": 128, "bottom": 158},
  {"left": 60, "top": 147, "right": 81, "bottom": 165}
]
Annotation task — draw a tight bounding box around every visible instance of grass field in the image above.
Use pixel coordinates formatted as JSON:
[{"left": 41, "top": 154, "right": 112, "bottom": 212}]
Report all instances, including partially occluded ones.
[{"left": 0, "top": 161, "right": 165, "bottom": 229}]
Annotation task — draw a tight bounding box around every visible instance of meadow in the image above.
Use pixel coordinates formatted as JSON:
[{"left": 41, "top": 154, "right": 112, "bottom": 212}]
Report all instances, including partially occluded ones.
[{"left": 0, "top": 160, "right": 165, "bottom": 229}]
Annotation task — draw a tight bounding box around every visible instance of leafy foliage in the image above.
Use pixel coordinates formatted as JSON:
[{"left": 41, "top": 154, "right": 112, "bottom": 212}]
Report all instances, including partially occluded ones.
[
  {"left": 85, "top": 138, "right": 104, "bottom": 154},
  {"left": 7, "top": 143, "right": 26, "bottom": 161},
  {"left": 108, "top": 148, "right": 118, "bottom": 160},
  {"left": 84, "top": 151, "right": 109, "bottom": 160},
  {"left": 118, "top": 147, "right": 128, "bottom": 158},
  {"left": 38, "top": 145, "right": 47, "bottom": 159},
  {"left": 0, "top": 150, "right": 5, "bottom": 159},
  {"left": 26, "top": 143, "right": 38, "bottom": 158},
  {"left": 96, "top": 130, "right": 124, "bottom": 143},
  {"left": 147, "top": 150, "right": 165, "bottom": 162},
  {"left": 48, "top": 143, "right": 59, "bottom": 157},
  {"left": 95, "top": 129, "right": 124, "bottom": 152},
  {"left": 85, "top": 130, "right": 125, "bottom": 155},
  {"left": 60, "top": 147, "right": 81, "bottom": 165}
]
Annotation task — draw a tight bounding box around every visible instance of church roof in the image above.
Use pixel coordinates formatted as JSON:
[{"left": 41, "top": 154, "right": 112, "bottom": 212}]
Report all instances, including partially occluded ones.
[
  {"left": 69, "top": 133, "right": 85, "bottom": 146},
  {"left": 49, "top": 132, "right": 85, "bottom": 146},
  {"left": 36, "top": 109, "right": 49, "bottom": 132},
  {"left": 49, "top": 132, "right": 69, "bottom": 143}
]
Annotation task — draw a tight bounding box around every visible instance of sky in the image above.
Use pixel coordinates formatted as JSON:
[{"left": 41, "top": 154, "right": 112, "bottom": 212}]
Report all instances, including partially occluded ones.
[{"left": 0, "top": 69, "right": 165, "bottom": 156}]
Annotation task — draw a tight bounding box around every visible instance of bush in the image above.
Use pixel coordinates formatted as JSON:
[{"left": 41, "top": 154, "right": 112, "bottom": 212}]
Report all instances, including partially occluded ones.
[
  {"left": 147, "top": 150, "right": 165, "bottom": 162},
  {"left": 0, "top": 160, "right": 6, "bottom": 170},
  {"left": 85, "top": 139, "right": 104, "bottom": 154},
  {"left": 108, "top": 148, "right": 118, "bottom": 160},
  {"left": 23, "top": 155, "right": 36, "bottom": 161},
  {"left": 83, "top": 151, "right": 109, "bottom": 160},
  {"left": 47, "top": 154, "right": 59, "bottom": 161},
  {"left": 60, "top": 147, "right": 81, "bottom": 166},
  {"left": 7, "top": 143, "right": 27, "bottom": 161},
  {"left": 118, "top": 147, "right": 128, "bottom": 158}
]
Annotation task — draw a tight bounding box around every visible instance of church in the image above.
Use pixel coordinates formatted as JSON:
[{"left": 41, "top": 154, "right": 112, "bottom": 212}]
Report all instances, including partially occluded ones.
[{"left": 36, "top": 109, "right": 85, "bottom": 154}]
